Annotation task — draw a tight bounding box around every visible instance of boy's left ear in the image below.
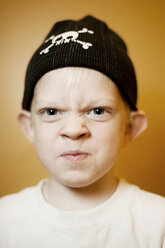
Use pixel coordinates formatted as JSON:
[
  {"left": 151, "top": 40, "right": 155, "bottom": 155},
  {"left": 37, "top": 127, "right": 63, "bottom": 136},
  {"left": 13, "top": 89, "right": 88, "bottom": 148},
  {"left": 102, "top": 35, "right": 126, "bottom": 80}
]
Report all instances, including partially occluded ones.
[
  {"left": 18, "top": 110, "right": 35, "bottom": 143},
  {"left": 124, "top": 110, "right": 148, "bottom": 145}
]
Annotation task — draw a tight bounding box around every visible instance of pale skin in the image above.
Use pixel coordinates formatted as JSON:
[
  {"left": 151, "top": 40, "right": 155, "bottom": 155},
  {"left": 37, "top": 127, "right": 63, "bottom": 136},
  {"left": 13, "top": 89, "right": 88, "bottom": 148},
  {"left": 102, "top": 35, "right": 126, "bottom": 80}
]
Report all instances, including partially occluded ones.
[{"left": 18, "top": 67, "right": 147, "bottom": 211}]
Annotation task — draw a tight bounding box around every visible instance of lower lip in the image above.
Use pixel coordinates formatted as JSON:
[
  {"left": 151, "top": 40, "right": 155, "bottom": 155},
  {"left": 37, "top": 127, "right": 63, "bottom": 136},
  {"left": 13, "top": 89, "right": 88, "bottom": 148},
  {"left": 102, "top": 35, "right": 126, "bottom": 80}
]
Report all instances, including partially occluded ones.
[{"left": 61, "top": 154, "right": 88, "bottom": 161}]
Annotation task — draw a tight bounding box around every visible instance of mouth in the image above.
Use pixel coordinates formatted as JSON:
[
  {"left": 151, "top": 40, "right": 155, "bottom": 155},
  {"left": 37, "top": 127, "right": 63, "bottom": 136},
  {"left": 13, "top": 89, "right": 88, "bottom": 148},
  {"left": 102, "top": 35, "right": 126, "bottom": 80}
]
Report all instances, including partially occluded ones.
[{"left": 61, "top": 150, "right": 89, "bottom": 162}]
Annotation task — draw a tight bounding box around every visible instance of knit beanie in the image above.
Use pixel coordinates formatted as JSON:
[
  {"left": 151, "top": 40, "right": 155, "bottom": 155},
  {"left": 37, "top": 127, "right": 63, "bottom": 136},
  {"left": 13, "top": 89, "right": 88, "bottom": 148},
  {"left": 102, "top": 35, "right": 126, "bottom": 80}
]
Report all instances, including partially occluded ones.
[{"left": 22, "top": 15, "right": 138, "bottom": 111}]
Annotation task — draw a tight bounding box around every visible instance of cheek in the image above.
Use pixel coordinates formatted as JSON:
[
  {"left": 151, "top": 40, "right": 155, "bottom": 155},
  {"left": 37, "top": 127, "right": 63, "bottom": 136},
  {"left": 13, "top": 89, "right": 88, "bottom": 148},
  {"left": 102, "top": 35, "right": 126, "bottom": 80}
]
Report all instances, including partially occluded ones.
[
  {"left": 33, "top": 123, "right": 58, "bottom": 161},
  {"left": 93, "top": 121, "right": 123, "bottom": 145},
  {"left": 92, "top": 121, "right": 125, "bottom": 160}
]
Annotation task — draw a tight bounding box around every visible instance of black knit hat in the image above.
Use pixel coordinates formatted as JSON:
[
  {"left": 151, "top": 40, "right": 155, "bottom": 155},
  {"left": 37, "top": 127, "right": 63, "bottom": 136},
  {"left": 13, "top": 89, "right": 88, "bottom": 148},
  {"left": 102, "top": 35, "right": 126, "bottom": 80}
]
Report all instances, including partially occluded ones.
[{"left": 22, "top": 15, "right": 138, "bottom": 110}]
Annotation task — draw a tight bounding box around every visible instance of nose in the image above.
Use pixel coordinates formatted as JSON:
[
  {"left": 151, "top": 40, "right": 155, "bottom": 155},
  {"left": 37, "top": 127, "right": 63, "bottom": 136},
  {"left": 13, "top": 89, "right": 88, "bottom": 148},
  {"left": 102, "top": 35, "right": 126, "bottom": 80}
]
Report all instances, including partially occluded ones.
[{"left": 60, "top": 115, "right": 90, "bottom": 140}]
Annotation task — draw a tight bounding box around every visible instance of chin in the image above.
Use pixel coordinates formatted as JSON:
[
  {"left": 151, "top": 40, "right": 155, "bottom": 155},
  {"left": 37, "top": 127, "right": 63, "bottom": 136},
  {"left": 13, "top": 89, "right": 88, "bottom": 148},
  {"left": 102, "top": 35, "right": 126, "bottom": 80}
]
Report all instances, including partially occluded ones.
[
  {"left": 61, "top": 179, "right": 92, "bottom": 189},
  {"left": 59, "top": 173, "right": 101, "bottom": 189}
]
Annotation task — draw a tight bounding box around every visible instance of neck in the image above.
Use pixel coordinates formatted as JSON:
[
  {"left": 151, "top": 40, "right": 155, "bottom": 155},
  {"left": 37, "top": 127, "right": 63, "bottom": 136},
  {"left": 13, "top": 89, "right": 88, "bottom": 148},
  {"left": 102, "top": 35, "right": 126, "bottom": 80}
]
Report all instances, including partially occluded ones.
[{"left": 42, "top": 172, "right": 119, "bottom": 211}]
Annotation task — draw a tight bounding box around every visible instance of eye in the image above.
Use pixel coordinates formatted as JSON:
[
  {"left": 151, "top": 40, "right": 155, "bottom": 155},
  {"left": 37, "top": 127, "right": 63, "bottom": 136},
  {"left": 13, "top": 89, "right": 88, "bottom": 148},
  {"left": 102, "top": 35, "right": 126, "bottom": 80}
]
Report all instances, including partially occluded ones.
[
  {"left": 45, "top": 109, "right": 59, "bottom": 115},
  {"left": 38, "top": 108, "right": 63, "bottom": 122},
  {"left": 86, "top": 107, "right": 113, "bottom": 121},
  {"left": 91, "top": 108, "right": 105, "bottom": 115}
]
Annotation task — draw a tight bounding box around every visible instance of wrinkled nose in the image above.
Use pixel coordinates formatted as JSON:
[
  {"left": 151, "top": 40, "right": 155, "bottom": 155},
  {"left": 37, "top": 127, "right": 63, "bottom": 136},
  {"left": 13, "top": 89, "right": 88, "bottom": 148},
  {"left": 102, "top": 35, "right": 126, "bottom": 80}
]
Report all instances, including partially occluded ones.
[{"left": 60, "top": 116, "right": 90, "bottom": 140}]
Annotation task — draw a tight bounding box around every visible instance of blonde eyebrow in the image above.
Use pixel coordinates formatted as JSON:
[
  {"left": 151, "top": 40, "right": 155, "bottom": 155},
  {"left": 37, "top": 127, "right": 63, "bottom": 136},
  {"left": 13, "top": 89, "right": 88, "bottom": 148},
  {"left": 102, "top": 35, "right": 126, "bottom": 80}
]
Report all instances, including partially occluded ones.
[
  {"left": 34, "top": 98, "right": 117, "bottom": 112},
  {"left": 34, "top": 101, "right": 67, "bottom": 111},
  {"left": 81, "top": 98, "right": 117, "bottom": 108}
]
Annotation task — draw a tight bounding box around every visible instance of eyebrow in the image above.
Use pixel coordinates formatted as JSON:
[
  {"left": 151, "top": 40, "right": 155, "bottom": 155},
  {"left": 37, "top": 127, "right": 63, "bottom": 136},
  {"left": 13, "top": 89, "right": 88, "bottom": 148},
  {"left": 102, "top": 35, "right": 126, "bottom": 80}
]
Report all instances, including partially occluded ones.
[
  {"left": 34, "top": 101, "right": 66, "bottom": 111},
  {"left": 34, "top": 98, "right": 117, "bottom": 110}
]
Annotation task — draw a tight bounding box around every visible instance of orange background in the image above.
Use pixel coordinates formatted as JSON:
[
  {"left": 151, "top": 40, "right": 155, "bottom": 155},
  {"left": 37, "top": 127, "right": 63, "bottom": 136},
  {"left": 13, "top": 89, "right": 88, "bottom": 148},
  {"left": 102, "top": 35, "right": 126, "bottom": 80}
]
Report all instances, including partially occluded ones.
[{"left": 1, "top": 0, "right": 165, "bottom": 196}]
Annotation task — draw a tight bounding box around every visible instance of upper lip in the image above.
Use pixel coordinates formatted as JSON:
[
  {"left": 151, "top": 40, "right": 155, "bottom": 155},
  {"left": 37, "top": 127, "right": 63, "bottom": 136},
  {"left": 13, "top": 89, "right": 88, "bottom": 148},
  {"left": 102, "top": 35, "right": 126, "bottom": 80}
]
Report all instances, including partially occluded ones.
[{"left": 61, "top": 150, "right": 89, "bottom": 156}]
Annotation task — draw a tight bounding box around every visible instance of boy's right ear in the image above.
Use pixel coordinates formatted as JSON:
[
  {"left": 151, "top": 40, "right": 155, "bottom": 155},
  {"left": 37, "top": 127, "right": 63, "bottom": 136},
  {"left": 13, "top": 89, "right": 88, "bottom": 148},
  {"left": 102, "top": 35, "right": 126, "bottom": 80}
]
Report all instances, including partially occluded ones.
[{"left": 18, "top": 110, "right": 35, "bottom": 143}]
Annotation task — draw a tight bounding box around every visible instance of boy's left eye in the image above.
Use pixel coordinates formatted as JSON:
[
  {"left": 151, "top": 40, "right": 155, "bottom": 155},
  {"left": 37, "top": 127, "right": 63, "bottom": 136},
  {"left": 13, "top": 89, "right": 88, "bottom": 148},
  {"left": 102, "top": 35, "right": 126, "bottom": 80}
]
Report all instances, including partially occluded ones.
[
  {"left": 86, "top": 107, "right": 112, "bottom": 121},
  {"left": 90, "top": 108, "right": 105, "bottom": 115}
]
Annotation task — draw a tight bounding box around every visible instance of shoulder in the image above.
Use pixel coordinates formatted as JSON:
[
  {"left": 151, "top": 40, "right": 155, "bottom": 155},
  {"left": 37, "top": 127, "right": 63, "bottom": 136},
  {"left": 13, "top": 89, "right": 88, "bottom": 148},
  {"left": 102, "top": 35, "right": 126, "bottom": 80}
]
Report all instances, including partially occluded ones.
[
  {"left": 0, "top": 180, "right": 44, "bottom": 219},
  {"left": 0, "top": 183, "right": 39, "bottom": 243},
  {"left": 120, "top": 179, "right": 165, "bottom": 205},
  {"left": 121, "top": 180, "right": 165, "bottom": 226},
  {"left": 131, "top": 183, "right": 165, "bottom": 212},
  {"left": 0, "top": 187, "right": 34, "bottom": 217}
]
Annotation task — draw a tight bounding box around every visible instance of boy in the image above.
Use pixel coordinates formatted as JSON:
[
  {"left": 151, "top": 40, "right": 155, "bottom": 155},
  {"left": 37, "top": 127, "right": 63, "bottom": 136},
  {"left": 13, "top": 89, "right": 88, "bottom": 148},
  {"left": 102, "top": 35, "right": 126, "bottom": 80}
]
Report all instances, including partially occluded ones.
[{"left": 0, "top": 15, "right": 165, "bottom": 247}]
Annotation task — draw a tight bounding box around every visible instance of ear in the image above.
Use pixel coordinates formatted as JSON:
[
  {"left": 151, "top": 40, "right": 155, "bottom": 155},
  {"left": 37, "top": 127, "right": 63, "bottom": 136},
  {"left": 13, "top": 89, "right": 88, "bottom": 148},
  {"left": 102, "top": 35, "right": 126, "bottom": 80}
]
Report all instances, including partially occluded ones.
[
  {"left": 18, "top": 110, "right": 35, "bottom": 143},
  {"left": 124, "top": 110, "right": 148, "bottom": 146}
]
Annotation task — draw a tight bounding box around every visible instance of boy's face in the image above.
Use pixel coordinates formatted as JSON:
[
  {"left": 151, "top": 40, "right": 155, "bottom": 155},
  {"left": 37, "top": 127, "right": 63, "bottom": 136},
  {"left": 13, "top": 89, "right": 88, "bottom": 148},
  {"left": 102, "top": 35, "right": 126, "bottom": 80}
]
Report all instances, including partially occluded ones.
[{"left": 30, "top": 67, "right": 130, "bottom": 188}]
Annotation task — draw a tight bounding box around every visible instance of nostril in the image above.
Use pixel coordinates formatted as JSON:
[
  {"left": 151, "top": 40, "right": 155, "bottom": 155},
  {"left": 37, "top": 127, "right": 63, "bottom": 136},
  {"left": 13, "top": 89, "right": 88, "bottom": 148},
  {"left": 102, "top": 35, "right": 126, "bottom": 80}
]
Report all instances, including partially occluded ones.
[
  {"left": 60, "top": 116, "right": 90, "bottom": 140},
  {"left": 77, "top": 132, "right": 89, "bottom": 139},
  {"left": 60, "top": 126, "right": 90, "bottom": 140},
  {"left": 61, "top": 132, "right": 89, "bottom": 140}
]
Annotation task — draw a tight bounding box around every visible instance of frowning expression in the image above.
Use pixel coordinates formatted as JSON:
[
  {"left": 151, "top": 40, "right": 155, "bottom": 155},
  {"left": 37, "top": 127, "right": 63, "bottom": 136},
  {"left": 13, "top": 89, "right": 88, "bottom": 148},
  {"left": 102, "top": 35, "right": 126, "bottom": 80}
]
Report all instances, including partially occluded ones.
[{"left": 30, "top": 67, "right": 130, "bottom": 188}]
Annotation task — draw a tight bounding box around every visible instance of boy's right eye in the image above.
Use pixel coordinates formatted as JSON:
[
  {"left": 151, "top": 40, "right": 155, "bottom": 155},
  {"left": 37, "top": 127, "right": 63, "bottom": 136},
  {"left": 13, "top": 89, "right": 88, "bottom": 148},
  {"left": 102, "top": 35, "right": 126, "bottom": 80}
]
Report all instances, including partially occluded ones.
[
  {"left": 38, "top": 108, "right": 63, "bottom": 122},
  {"left": 45, "top": 109, "right": 59, "bottom": 115}
]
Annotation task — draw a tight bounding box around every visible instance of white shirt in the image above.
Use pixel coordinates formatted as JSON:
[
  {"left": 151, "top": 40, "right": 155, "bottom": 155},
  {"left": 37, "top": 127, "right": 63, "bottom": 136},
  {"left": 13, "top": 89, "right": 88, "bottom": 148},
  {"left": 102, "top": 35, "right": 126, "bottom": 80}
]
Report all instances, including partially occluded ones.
[{"left": 0, "top": 179, "right": 165, "bottom": 248}]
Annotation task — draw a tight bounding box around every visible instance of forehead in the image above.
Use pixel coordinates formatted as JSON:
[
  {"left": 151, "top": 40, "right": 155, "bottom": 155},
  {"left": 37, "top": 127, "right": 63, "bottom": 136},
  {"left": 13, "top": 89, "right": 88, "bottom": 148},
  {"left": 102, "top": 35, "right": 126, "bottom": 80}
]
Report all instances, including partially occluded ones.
[{"left": 33, "top": 67, "right": 124, "bottom": 107}]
